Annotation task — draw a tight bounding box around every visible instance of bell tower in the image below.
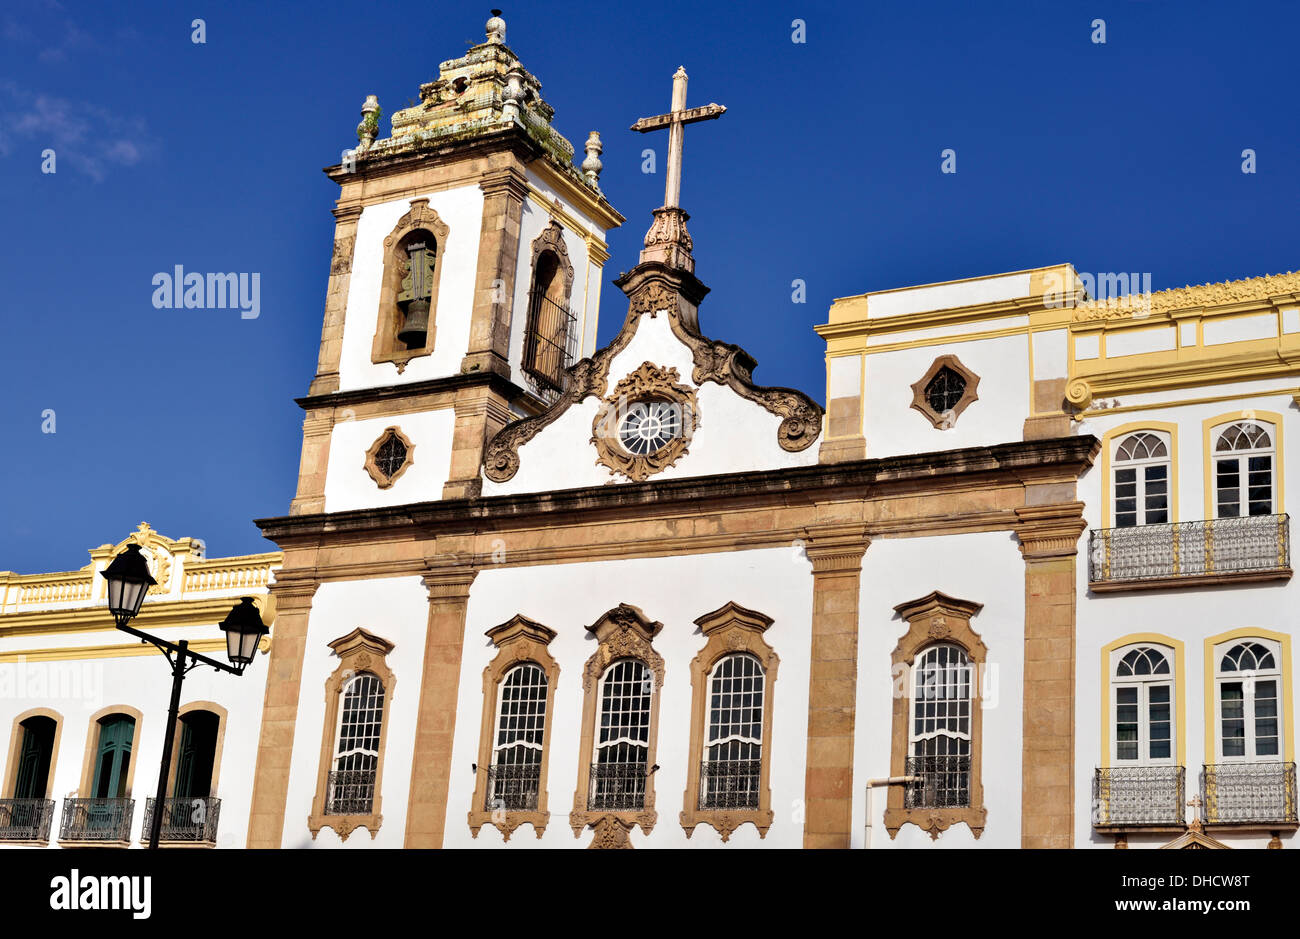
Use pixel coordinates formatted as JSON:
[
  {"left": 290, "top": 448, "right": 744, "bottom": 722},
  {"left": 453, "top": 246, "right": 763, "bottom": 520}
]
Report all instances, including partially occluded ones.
[{"left": 291, "top": 10, "right": 624, "bottom": 510}]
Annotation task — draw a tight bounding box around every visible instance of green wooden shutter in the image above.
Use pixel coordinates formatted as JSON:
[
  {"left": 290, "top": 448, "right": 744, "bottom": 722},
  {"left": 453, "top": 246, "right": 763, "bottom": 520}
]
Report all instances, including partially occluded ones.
[
  {"left": 14, "top": 719, "right": 53, "bottom": 799},
  {"left": 91, "top": 716, "right": 134, "bottom": 798}
]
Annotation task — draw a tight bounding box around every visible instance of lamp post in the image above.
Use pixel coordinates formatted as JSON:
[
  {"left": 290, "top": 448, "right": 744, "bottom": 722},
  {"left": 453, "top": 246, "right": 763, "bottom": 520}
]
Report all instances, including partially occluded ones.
[{"left": 101, "top": 543, "right": 270, "bottom": 849}]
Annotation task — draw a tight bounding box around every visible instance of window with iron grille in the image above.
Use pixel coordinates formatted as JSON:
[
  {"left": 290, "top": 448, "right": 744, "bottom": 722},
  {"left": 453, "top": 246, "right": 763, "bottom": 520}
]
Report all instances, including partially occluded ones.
[
  {"left": 487, "top": 663, "right": 547, "bottom": 811},
  {"left": 1112, "top": 645, "right": 1174, "bottom": 764},
  {"left": 589, "top": 659, "right": 651, "bottom": 811},
  {"left": 327, "top": 672, "right": 384, "bottom": 815},
  {"left": 699, "top": 653, "right": 763, "bottom": 810},
  {"left": 1113, "top": 431, "right": 1170, "bottom": 527},
  {"left": 924, "top": 366, "right": 966, "bottom": 415},
  {"left": 522, "top": 251, "right": 577, "bottom": 398},
  {"left": 373, "top": 433, "right": 408, "bottom": 482},
  {"left": 1214, "top": 421, "right": 1275, "bottom": 518},
  {"left": 907, "top": 644, "right": 972, "bottom": 808}
]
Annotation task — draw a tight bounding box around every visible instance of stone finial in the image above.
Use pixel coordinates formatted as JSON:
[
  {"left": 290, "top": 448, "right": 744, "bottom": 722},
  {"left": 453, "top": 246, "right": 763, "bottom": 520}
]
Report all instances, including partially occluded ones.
[
  {"left": 356, "top": 94, "right": 381, "bottom": 152},
  {"left": 582, "top": 131, "right": 603, "bottom": 189},
  {"left": 486, "top": 9, "right": 506, "bottom": 44},
  {"left": 501, "top": 68, "right": 525, "bottom": 123}
]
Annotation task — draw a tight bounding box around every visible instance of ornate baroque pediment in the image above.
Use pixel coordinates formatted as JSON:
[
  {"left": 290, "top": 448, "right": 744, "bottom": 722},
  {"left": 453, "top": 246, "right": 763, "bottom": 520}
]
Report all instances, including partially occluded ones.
[{"left": 482, "top": 278, "right": 824, "bottom": 482}]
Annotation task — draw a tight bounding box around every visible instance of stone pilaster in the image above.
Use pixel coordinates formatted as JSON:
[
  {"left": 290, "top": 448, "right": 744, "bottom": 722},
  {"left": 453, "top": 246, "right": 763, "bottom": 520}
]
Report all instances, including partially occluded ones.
[
  {"left": 461, "top": 164, "right": 527, "bottom": 379},
  {"left": 1014, "top": 501, "right": 1087, "bottom": 849},
  {"left": 441, "top": 387, "right": 513, "bottom": 500},
  {"left": 801, "top": 525, "right": 869, "bottom": 848},
  {"left": 404, "top": 566, "right": 477, "bottom": 847},
  {"left": 246, "top": 578, "right": 319, "bottom": 848},
  {"left": 1023, "top": 378, "right": 1072, "bottom": 440},
  {"left": 290, "top": 412, "right": 334, "bottom": 515},
  {"left": 308, "top": 204, "right": 363, "bottom": 397}
]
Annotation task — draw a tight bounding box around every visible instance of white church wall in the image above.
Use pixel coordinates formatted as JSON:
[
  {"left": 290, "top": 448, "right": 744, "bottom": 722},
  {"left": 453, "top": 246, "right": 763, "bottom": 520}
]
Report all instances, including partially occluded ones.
[
  {"left": 337, "top": 185, "right": 485, "bottom": 392},
  {"left": 862, "top": 334, "right": 1030, "bottom": 459},
  {"left": 280, "top": 576, "right": 430, "bottom": 849},
  {"left": 443, "top": 548, "right": 814, "bottom": 848},
  {"left": 483, "top": 314, "right": 820, "bottom": 497},
  {"left": 322, "top": 408, "right": 456, "bottom": 512},
  {"left": 0, "top": 624, "right": 269, "bottom": 849},
  {"left": 850, "top": 531, "right": 1026, "bottom": 848}
]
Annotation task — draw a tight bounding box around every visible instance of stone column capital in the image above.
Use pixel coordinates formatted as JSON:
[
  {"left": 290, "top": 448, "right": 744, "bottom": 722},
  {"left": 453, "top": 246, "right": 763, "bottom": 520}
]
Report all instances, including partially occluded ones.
[
  {"left": 422, "top": 566, "right": 477, "bottom": 600},
  {"left": 1014, "top": 502, "right": 1088, "bottom": 560},
  {"left": 801, "top": 523, "right": 870, "bottom": 573}
]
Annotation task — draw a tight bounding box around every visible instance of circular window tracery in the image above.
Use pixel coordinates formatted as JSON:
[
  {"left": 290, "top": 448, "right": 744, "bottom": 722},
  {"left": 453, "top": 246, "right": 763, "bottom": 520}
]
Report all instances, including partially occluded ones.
[{"left": 617, "top": 400, "right": 683, "bottom": 456}]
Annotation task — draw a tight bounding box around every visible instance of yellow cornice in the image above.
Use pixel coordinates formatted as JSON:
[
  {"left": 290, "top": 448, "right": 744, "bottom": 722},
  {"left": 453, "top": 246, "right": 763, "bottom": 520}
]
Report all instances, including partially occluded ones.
[
  {"left": 1074, "top": 385, "right": 1300, "bottom": 420},
  {"left": 0, "top": 635, "right": 271, "bottom": 663},
  {"left": 528, "top": 160, "right": 625, "bottom": 230},
  {"left": 0, "top": 596, "right": 273, "bottom": 639},
  {"left": 1068, "top": 345, "right": 1300, "bottom": 408}
]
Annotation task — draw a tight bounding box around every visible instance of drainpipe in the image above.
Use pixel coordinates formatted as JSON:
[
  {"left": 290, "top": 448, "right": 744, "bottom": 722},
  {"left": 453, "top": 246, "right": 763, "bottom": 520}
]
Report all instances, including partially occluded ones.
[{"left": 864, "top": 776, "right": 918, "bottom": 848}]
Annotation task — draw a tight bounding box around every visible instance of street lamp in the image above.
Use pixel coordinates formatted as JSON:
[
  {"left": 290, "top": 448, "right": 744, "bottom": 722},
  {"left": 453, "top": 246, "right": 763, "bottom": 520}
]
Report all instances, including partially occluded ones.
[{"left": 102, "top": 547, "right": 270, "bottom": 849}]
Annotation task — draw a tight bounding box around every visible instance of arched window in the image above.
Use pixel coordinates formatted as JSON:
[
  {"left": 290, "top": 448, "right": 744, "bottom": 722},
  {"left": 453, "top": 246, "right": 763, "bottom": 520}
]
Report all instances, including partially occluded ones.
[
  {"left": 372, "top": 198, "right": 448, "bottom": 369},
  {"left": 1215, "top": 640, "right": 1281, "bottom": 761},
  {"left": 522, "top": 222, "right": 576, "bottom": 400},
  {"left": 12, "top": 716, "right": 56, "bottom": 801},
  {"left": 589, "top": 658, "right": 652, "bottom": 812},
  {"left": 907, "top": 644, "right": 973, "bottom": 808},
  {"left": 1, "top": 712, "right": 60, "bottom": 842},
  {"left": 1113, "top": 431, "right": 1170, "bottom": 527},
  {"left": 488, "top": 662, "right": 548, "bottom": 811},
  {"left": 1112, "top": 645, "right": 1174, "bottom": 764},
  {"left": 700, "top": 652, "right": 764, "bottom": 809},
  {"left": 92, "top": 714, "right": 136, "bottom": 799},
  {"left": 1214, "top": 421, "right": 1274, "bottom": 518},
  {"left": 173, "top": 710, "right": 219, "bottom": 800},
  {"left": 327, "top": 672, "right": 385, "bottom": 815}
]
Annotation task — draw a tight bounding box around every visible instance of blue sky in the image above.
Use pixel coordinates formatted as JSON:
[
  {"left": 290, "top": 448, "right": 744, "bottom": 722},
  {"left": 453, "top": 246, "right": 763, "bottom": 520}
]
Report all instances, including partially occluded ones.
[{"left": 1, "top": 0, "right": 1297, "bottom": 573}]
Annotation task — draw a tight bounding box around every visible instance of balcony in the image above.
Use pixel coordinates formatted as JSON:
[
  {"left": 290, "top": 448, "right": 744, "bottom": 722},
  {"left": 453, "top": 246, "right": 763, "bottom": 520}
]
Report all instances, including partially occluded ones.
[
  {"left": 485, "top": 763, "right": 541, "bottom": 812},
  {"left": 1093, "top": 766, "right": 1185, "bottom": 831},
  {"left": 1089, "top": 514, "right": 1291, "bottom": 591},
  {"left": 1201, "top": 762, "right": 1298, "bottom": 830},
  {"left": 323, "top": 770, "right": 377, "bottom": 816},
  {"left": 140, "top": 797, "right": 221, "bottom": 845},
  {"left": 587, "top": 762, "right": 648, "bottom": 812},
  {"left": 698, "top": 759, "right": 762, "bottom": 810},
  {"left": 903, "top": 754, "right": 971, "bottom": 809},
  {"left": 0, "top": 799, "right": 55, "bottom": 843},
  {"left": 58, "top": 798, "right": 134, "bottom": 845}
]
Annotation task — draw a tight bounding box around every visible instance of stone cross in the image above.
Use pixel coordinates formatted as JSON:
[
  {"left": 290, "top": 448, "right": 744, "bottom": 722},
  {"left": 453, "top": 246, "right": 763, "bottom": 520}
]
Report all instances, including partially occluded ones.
[{"left": 630, "top": 67, "right": 726, "bottom": 209}]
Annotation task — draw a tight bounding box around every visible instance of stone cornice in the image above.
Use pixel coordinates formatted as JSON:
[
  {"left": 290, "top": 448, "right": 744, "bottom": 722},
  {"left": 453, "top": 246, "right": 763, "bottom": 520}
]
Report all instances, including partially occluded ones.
[
  {"left": 294, "top": 370, "right": 523, "bottom": 413},
  {"left": 257, "top": 436, "right": 1100, "bottom": 545}
]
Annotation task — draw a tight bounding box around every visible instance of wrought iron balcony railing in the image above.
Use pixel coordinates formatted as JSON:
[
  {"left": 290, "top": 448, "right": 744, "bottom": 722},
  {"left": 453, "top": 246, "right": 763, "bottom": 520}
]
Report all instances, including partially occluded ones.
[
  {"left": 587, "top": 761, "right": 648, "bottom": 812},
  {"left": 1089, "top": 514, "right": 1290, "bottom": 589},
  {"left": 323, "top": 770, "right": 377, "bottom": 816},
  {"left": 141, "top": 797, "right": 221, "bottom": 843},
  {"left": 0, "top": 799, "right": 55, "bottom": 842},
  {"left": 1093, "top": 766, "right": 1185, "bottom": 828},
  {"left": 485, "top": 763, "right": 542, "bottom": 812},
  {"left": 59, "top": 797, "right": 134, "bottom": 843},
  {"left": 1201, "top": 762, "right": 1298, "bottom": 827},
  {"left": 903, "top": 754, "right": 972, "bottom": 809},
  {"left": 698, "top": 759, "right": 762, "bottom": 810}
]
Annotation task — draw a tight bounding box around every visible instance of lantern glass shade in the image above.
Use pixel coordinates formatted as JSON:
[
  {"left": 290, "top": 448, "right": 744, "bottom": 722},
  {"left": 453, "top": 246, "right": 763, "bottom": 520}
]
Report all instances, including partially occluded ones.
[
  {"left": 101, "top": 543, "right": 157, "bottom": 627},
  {"left": 220, "top": 597, "right": 270, "bottom": 668}
]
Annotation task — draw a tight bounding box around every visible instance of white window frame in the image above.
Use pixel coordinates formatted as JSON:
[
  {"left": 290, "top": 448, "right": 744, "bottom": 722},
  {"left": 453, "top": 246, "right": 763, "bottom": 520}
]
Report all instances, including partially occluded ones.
[
  {"left": 1213, "top": 638, "right": 1283, "bottom": 763},
  {"left": 1111, "top": 430, "right": 1171, "bottom": 527},
  {"left": 1212, "top": 421, "right": 1275, "bottom": 519},
  {"left": 1110, "top": 645, "right": 1175, "bottom": 766}
]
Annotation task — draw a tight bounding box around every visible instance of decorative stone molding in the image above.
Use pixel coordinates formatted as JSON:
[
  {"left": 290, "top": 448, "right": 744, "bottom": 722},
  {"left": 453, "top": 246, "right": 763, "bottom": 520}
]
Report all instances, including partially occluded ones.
[
  {"left": 1014, "top": 502, "right": 1088, "bottom": 559},
  {"left": 482, "top": 278, "right": 823, "bottom": 481},
  {"left": 590, "top": 362, "right": 699, "bottom": 482},
  {"left": 529, "top": 220, "right": 575, "bottom": 301},
  {"left": 802, "top": 523, "right": 871, "bottom": 573},
  {"left": 883, "top": 591, "right": 988, "bottom": 841},
  {"left": 909, "top": 354, "right": 980, "bottom": 429},
  {"left": 330, "top": 234, "right": 356, "bottom": 275},
  {"left": 569, "top": 604, "right": 664, "bottom": 839},
  {"left": 308, "top": 627, "right": 396, "bottom": 842},
  {"left": 1071, "top": 270, "right": 1300, "bottom": 322},
  {"left": 588, "top": 815, "right": 634, "bottom": 849},
  {"left": 362, "top": 426, "right": 414, "bottom": 489},
  {"left": 680, "top": 602, "right": 779, "bottom": 842},
  {"left": 372, "top": 198, "right": 449, "bottom": 372},
  {"left": 468, "top": 615, "right": 559, "bottom": 841}
]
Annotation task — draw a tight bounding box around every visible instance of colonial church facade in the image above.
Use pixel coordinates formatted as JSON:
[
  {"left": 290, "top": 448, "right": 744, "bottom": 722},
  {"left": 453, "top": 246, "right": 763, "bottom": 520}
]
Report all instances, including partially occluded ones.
[{"left": 0, "top": 12, "right": 1295, "bottom": 850}]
